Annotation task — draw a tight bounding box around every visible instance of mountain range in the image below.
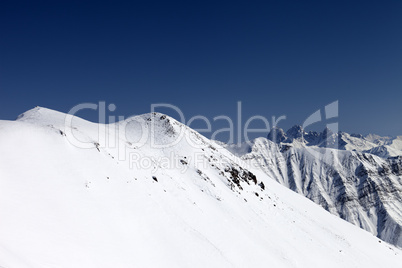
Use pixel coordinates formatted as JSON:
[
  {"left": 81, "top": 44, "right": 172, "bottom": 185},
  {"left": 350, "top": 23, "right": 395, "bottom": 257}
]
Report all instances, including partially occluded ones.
[
  {"left": 225, "top": 125, "right": 402, "bottom": 248},
  {"left": 266, "top": 125, "right": 402, "bottom": 158},
  {"left": 0, "top": 107, "right": 401, "bottom": 267}
]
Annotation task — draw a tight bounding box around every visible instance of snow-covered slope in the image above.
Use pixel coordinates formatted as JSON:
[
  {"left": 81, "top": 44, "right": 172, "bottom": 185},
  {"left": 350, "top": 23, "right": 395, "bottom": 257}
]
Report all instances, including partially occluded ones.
[
  {"left": 1, "top": 107, "right": 402, "bottom": 267},
  {"left": 234, "top": 137, "right": 402, "bottom": 248}
]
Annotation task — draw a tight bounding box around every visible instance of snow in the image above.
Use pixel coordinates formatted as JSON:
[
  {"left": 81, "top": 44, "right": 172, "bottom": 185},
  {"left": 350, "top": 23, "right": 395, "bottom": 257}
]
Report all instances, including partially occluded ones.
[
  {"left": 0, "top": 107, "right": 401, "bottom": 267},
  {"left": 234, "top": 137, "right": 402, "bottom": 248}
]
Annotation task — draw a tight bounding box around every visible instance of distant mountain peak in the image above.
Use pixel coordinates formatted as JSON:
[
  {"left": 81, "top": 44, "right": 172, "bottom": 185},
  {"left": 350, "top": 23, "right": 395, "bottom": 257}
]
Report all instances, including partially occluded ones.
[
  {"left": 267, "top": 126, "right": 287, "bottom": 143},
  {"left": 286, "top": 125, "right": 304, "bottom": 139}
]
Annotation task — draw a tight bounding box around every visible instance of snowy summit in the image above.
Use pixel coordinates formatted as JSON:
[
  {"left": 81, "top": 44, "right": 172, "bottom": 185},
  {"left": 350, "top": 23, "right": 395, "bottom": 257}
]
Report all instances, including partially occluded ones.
[{"left": 0, "top": 107, "right": 401, "bottom": 267}]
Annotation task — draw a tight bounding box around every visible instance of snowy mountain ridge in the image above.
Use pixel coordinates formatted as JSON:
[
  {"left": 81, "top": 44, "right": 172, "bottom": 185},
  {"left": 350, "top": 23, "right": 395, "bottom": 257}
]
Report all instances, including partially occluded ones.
[
  {"left": 265, "top": 125, "right": 402, "bottom": 158},
  {"left": 1, "top": 107, "right": 401, "bottom": 267},
  {"left": 225, "top": 125, "right": 402, "bottom": 248}
]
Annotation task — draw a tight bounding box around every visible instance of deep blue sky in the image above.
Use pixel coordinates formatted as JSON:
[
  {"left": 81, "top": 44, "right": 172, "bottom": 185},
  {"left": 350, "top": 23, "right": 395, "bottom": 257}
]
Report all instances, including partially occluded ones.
[{"left": 1, "top": 0, "right": 401, "bottom": 141}]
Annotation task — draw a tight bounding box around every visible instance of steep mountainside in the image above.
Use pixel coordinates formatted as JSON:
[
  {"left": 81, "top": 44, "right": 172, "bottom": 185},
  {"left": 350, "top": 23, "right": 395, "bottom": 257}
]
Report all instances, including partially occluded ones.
[
  {"left": 1, "top": 107, "right": 401, "bottom": 267},
  {"left": 229, "top": 136, "right": 402, "bottom": 248}
]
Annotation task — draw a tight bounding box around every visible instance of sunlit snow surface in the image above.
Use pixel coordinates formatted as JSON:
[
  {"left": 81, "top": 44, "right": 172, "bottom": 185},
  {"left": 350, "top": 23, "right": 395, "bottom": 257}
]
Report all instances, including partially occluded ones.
[{"left": 0, "top": 107, "right": 401, "bottom": 267}]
